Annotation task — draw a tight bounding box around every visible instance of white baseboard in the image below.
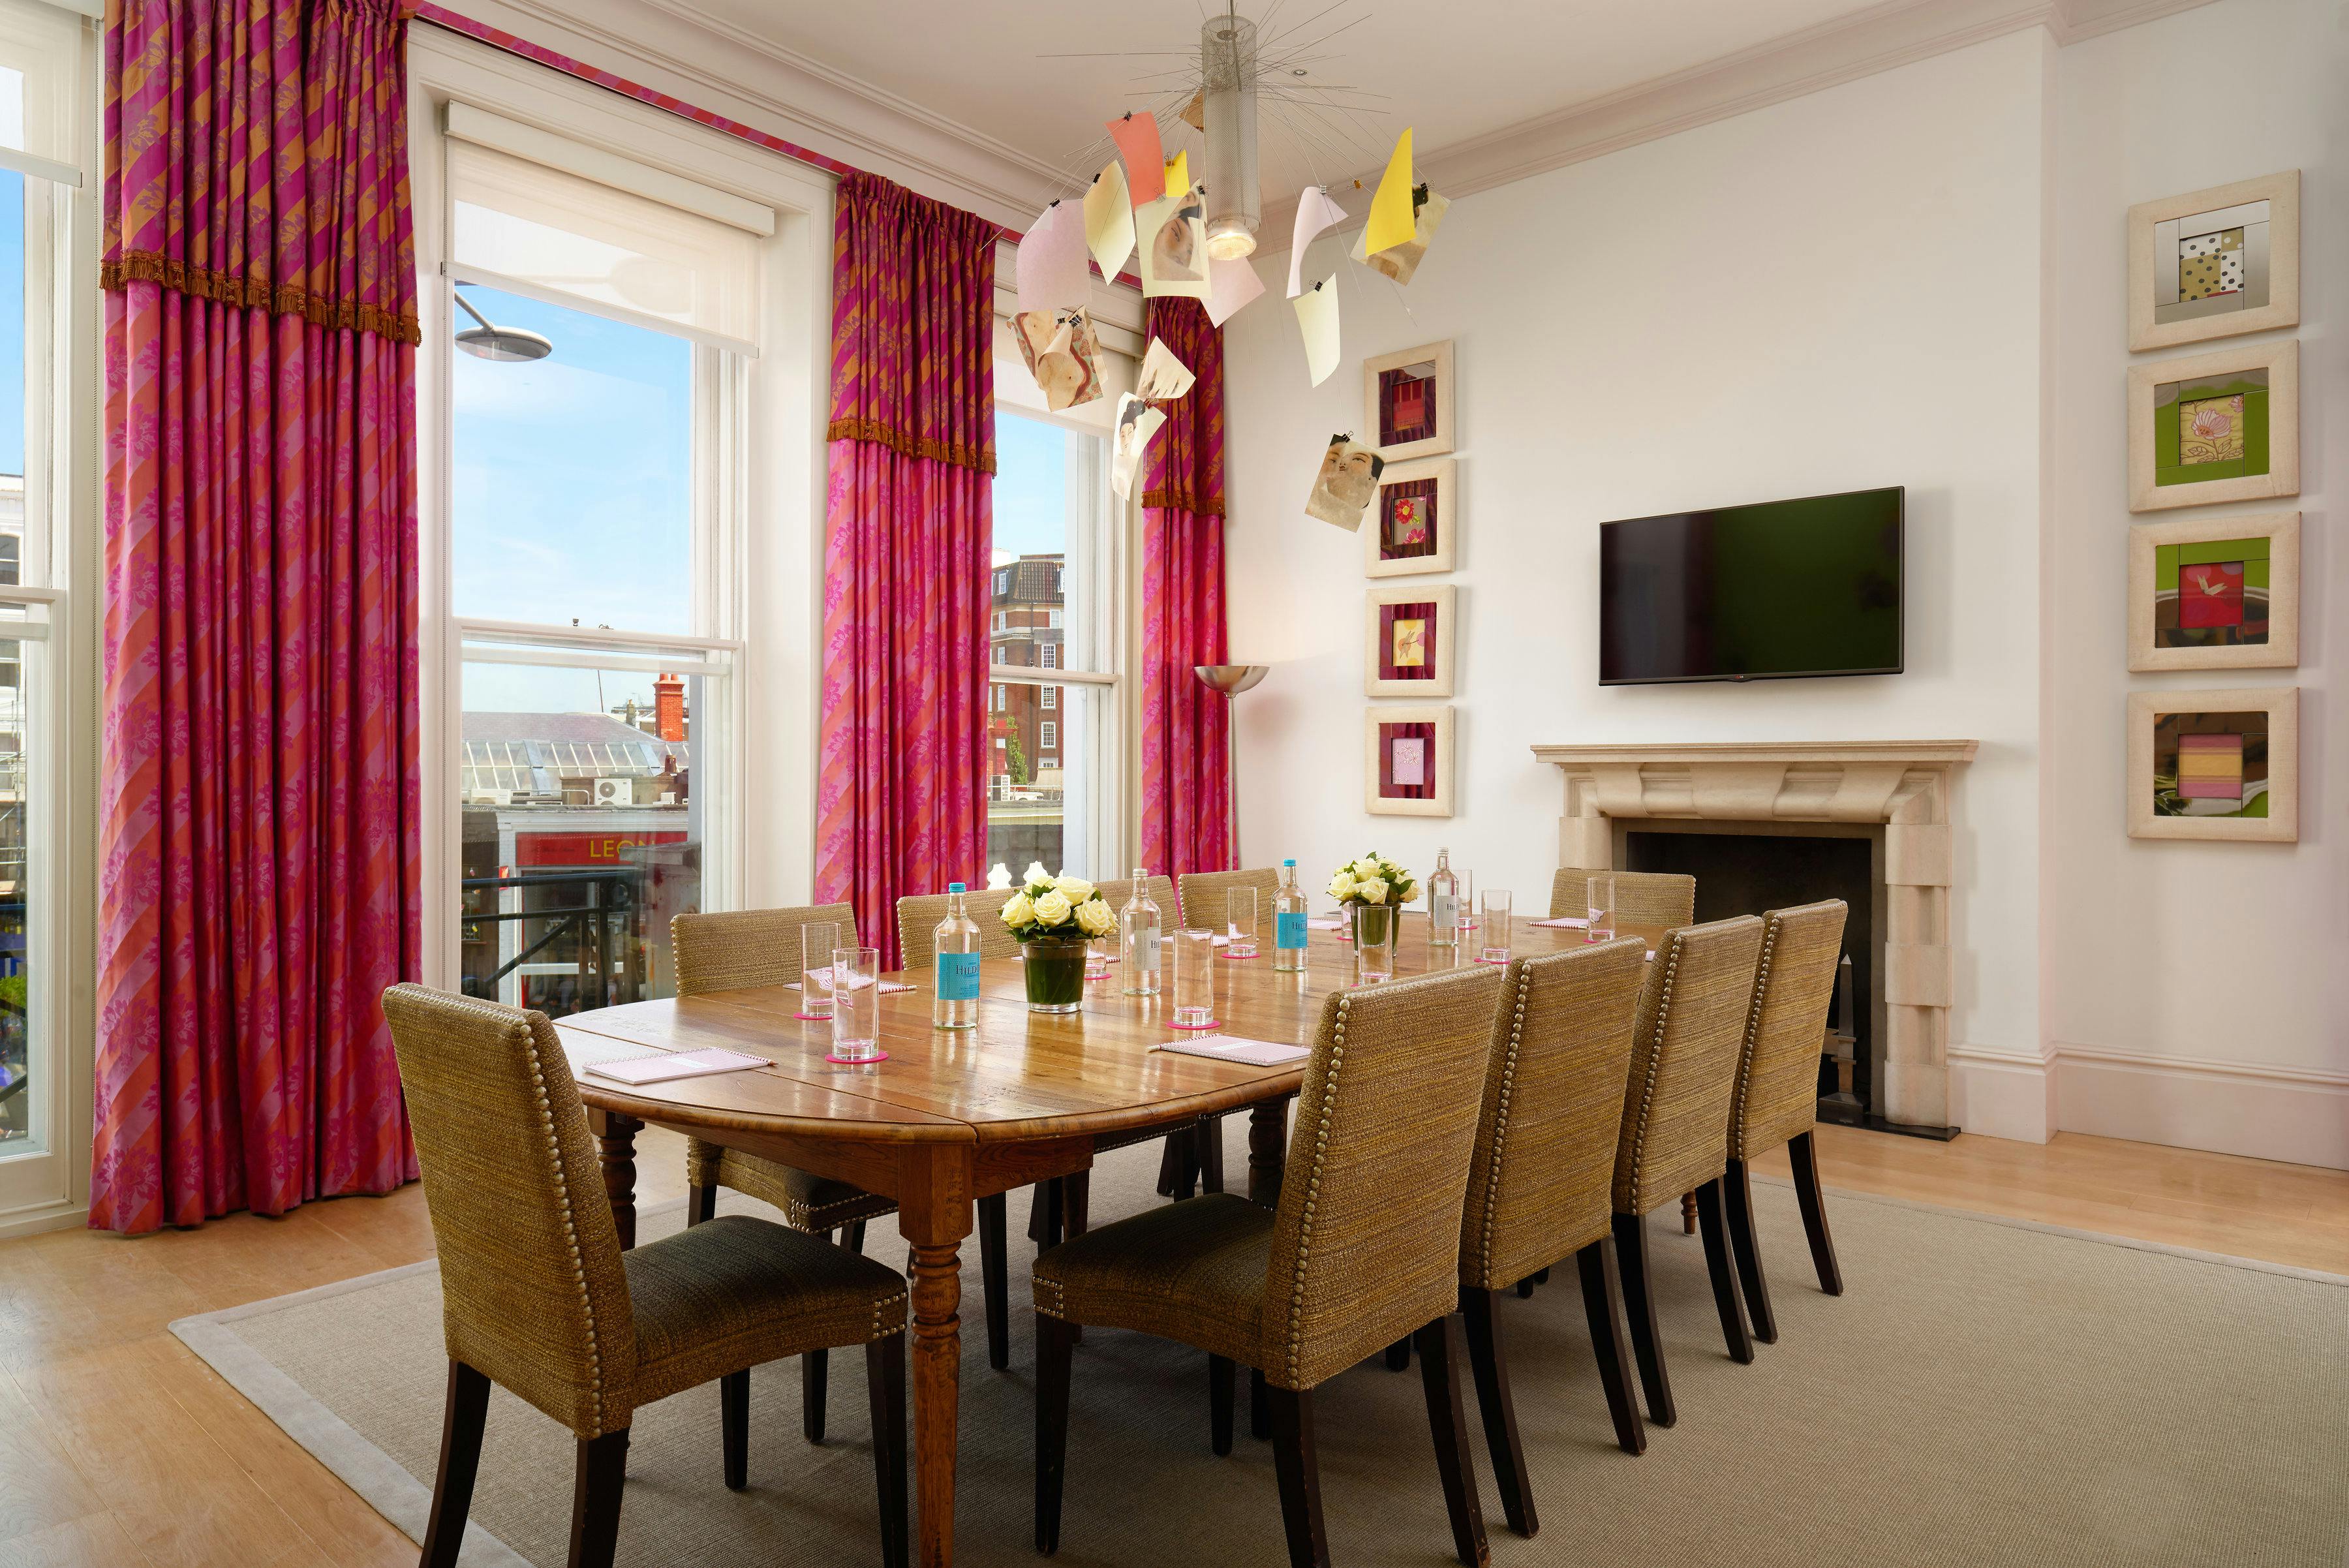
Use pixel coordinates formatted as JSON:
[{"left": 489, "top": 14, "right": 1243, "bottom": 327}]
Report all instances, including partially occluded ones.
[
  {"left": 0, "top": 1199, "right": 89, "bottom": 1240},
  {"left": 1950, "top": 1045, "right": 2055, "bottom": 1143},
  {"left": 2050, "top": 1044, "right": 2349, "bottom": 1171}
]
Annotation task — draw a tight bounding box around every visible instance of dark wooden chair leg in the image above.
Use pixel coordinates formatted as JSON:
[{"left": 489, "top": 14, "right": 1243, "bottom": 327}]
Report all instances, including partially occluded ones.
[
  {"left": 568, "top": 1428, "right": 630, "bottom": 1568},
  {"left": 1171, "top": 1128, "right": 1201, "bottom": 1201},
  {"left": 1267, "top": 1385, "right": 1330, "bottom": 1568},
  {"left": 1413, "top": 1315, "right": 1490, "bottom": 1568},
  {"left": 1064, "top": 1171, "right": 1091, "bottom": 1239},
  {"left": 1789, "top": 1131, "right": 1845, "bottom": 1295},
  {"left": 1533, "top": 1267, "right": 1550, "bottom": 1285},
  {"left": 1680, "top": 1190, "right": 1698, "bottom": 1235},
  {"left": 844, "top": 1218, "right": 868, "bottom": 1254},
  {"left": 1385, "top": 1335, "right": 1413, "bottom": 1371},
  {"left": 978, "top": 1191, "right": 1011, "bottom": 1372},
  {"left": 1250, "top": 1367, "right": 1272, "bottom": 1440},
  {"left": 1612, "top": 1210, "right": 1675, "bottom": 1427},
  {"left": 1035, "top": 1314, "right": 1075, "bottom": 1555},
  {"left": 1723, "top": 1158, "right": 1777, "bottom": 1344},
  {"left": 1461, "top": 1287, "right": 1535, "bottom": 1536},
  {"left": 1695, "top": 1178, "right": 1755, "bottom": 1365},
  {"left": 686, "top": 1183, "right": 717, "bottom": 1226},
  {"left": 1208, "top": 1355, "right": 1235, "bottom": 1456},
  {"left": 867, "top": 1332, "right": 909, "bottom": 1568},
  {"left": 1198, "top": 1115, "right": 1226, "bottom": 1193},
  {"left": 420, "top": 1360, "right": 490, "bottom": 1568},
  {"left": 1514, "top": 1276, "right": 1535, "bottom": 1299},
  {"left": 803, "top": 1347, "right": 830, "bottom": 1443},
  {"left": 720, "top": 1370, "right": 749, "bottom": 1490},
  {"left": 1575, "top": 1238, "right": 1647, "bottom": 1456}
]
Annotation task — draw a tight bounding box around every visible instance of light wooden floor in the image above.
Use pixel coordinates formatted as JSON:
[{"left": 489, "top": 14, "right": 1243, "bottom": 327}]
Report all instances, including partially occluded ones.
[{"left": 1, "top": 1123, "right": 2344, "bottom": 1567}]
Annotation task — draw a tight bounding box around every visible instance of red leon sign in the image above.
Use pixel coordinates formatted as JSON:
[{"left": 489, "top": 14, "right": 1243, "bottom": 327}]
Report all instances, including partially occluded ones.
[{"left": 514, "top": 831, "right": 688, "bottom": 868}]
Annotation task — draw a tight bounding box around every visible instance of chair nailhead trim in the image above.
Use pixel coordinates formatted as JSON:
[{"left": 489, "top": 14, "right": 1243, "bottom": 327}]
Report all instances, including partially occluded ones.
[
  {"left": 1474, "top": 969, "right": 1529, "bottom": 1284},
  {"left": 1280, "top": 992, "right": 1351, "bottom": 1387},
  {"left": 1625, "top": 940, "right": 1681, "bottom": 1213},
  {"left": 516, "top": 1020, "right": 607, "bottom": 1435},
  {"left": 1728, "top": 915, "right": 1783, "bottom": 1161}
]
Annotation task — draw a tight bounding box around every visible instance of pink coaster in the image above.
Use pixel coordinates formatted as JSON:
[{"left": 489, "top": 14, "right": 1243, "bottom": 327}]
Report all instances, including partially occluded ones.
[
  {"left": 1167, "top": 1018, "right": 1223, "bottom": 1032},
  {"left": 795, "top": 1011, "right": 834, "bottom": 1022},
  {"left": 1220, "top": 951, "right": 1258, "bottom": 961},
  {"left": 825, "top": 1049, "right": 889, "bottom": 1065}
]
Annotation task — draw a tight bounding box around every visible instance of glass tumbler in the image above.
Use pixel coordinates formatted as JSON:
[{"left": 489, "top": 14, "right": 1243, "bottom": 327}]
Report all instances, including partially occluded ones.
[
  {"left": 1171, "top": 929, "right": 1218, "bottom": 1030},
  {"left": 1586, "top": 876, "right": 1617, "bottom": 942},
  {"left": 829, "top": 946, "right": 886, "bottom": 1064},
  {"left": 1455, "top": 869, "right": 1477, "bottom": 947},
  {"left": 1227, "top": 887, "right": 1259, "bottom": 959},
  {"left": 797, "top": 920, "right": 842, "bottom": 1021},
  {"left": 1479, "top": 890, "right": 1514, "bottom": 966}
]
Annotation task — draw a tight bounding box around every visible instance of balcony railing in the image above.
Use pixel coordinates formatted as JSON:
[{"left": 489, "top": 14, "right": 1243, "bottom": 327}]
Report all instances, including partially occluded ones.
[{"left": 459, "top": 869, "right": 645, "bottom": 1019}]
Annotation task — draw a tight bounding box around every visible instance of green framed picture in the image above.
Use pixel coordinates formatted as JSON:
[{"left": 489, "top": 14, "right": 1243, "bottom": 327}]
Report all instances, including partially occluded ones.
[{"left": 2129, "top": 341, "right": 2297, "bottom": 512}]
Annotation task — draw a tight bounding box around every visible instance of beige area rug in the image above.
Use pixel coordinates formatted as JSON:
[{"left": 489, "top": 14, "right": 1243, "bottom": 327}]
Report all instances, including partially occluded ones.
[{"left": 172, "top": 1124, "right": 2349, "bottom": 1568}]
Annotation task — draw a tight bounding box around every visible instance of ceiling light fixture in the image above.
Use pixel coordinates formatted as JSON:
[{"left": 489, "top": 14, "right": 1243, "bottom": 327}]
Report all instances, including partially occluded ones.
[{"left": 1201, "top": 14, "right": 1261, "bottom": 260}]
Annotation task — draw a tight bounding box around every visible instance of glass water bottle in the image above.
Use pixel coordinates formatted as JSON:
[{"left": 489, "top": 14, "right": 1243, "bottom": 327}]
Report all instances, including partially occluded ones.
[
  {"left": 1272, "top": 859, "right": 1310, "bottom": 972},
  {"left": 1119, "top": 867, "right": 1162, "bottom": 996},
  {"left": 933, "top": 882, "right": 981, "bottom": 1030},
  {"left": 1428, "top": 847, "right": 1460, "bottom": 948}
]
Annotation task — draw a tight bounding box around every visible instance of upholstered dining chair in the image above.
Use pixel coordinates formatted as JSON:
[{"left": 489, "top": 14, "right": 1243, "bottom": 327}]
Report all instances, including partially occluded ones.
[
  {"left": 1176, "top": 866, "right": 1282, "bottom": 938},
  {"left": 671, "top": 906, "right": 936, "bottom": 1438},
  {"left": 1722, "top": 900, "right": 1850, "bottom": 1343},
  {"left": 895, "top": 886, "right": 1024, "bottom": 965},
  {"left": 1548, "top": 868, "right": 1696, "bottom": 927},
  {"left": 1608, "top": 914, "right": 1766, "bottom": 1428},
  {"left": 382, "top": 985, "right": 909, "bottom": 1568},
  {"left": 1032, "top": 964, "right": 1505, "bottom": 1568},
  {"left": 1456, "top": 936, "right": 1653, "bottom": 1535}
]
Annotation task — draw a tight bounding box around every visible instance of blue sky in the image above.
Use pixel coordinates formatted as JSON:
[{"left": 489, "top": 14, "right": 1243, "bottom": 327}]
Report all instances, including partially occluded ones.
[{"left": 993, "top": 407, "right": 1067, "bottom": 560}]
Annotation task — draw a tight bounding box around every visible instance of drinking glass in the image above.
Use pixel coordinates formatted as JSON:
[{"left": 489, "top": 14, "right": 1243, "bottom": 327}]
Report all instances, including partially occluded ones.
[
  {"left": 1171, "top": 929, "right": 1218, "bottom": 1030},
  {"left": 797, "top": 921, "right": 842, "bottom": 1021},
  {"left": 1085, "top": 935, "right": 1111, "bottom": 981},
  {"left": 1226, "top": 887, "right": 1259, "bottom": 959},
  {"left": 829, "top": 946, "right": 886, "bottom": 1064},
  {"left": 1586, "top": 876, "right": 1616, "bottom": 942},
  {"left": 1479, "top": 890, "right": 1514, "bottom": 966},
  {"left": 1456, "top": 869, "right": 1477, "bottom": 946}
]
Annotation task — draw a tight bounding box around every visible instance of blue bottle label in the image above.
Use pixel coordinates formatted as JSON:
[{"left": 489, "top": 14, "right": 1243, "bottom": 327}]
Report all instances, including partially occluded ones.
[
  {"left": 1276, "top": 912, "right": 1308, "bottom": 949},
  {"left": 938, "top": 951, "right": 981, "bottom": 1001}
]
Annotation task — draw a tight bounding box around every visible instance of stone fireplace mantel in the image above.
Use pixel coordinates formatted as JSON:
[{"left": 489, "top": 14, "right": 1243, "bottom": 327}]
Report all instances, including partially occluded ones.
[{"left": 1531, "top": 739, "right": 1979, "bottom": 1128}]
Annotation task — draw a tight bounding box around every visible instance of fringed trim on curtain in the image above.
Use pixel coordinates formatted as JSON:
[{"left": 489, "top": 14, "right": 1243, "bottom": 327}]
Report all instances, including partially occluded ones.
[
  {"left": 98, "top": 251, "right": 423, "bottom": 345},
  {"left": 821, "top": 419, "right": 996, "bottom": 475},
  {"left": 1141, "top": 483, "right": 1225, "bottom": 517}
]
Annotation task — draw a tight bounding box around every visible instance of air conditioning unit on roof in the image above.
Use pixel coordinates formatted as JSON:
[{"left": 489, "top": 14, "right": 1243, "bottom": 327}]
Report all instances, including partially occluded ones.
[{"left": 592, "top": 777, "right": 633, "bottom": 808}]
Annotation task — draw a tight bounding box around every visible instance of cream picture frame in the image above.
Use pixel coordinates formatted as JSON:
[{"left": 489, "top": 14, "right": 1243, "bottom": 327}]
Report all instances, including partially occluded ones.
[
  {"left": 1362, "top": 340, "right": 1456, "bottom": 462},
  {"left": 2126, "top": 339, "right": 2298, "bottom": 514},
  {"left": 2126, "top": 687, "right": 2297, "bottom": 843},
  {"left": 2127, "top": 512, "right": 2299, "bottom": 673},
  {"left": 1364, "top": 458, "right": 1457, "bottom": 578},
  {"left": 2127, "top": 170, "right": 2299, "bottom": 352},
  {"left": 1365, "top": 705, "right": 1455, "bottom": 818},
  {"left": 1364, "top": 585, "right": 1457, "bottom": 698}
]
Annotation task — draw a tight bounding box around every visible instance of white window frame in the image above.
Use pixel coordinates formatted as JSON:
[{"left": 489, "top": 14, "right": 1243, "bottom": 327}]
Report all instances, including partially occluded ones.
[
  {"left": 410, "top": 28, "right": 833, "bottom": 991},
  {"left": 1041, "top": 685, "right": 1055, "bottom": 710},
  {"left": 1039, "top": 720, "right": 1057, "bottom": 754},
  {"left": 0, "top": 0, "right": 99, "bottom": 1236}
]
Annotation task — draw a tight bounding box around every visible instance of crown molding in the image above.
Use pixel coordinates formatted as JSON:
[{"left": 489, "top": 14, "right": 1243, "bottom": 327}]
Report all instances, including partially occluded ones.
[{"left": 1258, "top": 0, "right": 2216, "bottom": 244}]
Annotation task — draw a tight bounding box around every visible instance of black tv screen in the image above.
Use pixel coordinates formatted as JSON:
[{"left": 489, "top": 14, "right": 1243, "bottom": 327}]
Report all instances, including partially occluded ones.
[{"left": 1599, "top": 486, "right": 1903, "bottom": 684}]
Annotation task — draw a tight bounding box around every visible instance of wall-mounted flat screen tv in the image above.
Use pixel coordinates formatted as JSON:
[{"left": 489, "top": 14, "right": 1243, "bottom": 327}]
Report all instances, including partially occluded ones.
[{"left": 1599, "top": 485, "right": 1903, "bottom": 684}]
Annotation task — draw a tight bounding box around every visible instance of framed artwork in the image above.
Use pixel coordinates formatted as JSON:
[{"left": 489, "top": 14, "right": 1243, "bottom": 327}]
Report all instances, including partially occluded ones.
[
  {"left": 1365, "top": 705, "right": 1455, "bottom": 818},
  {"left": 2128, "top": 512, "right": 2299, "bottom": 672},
  {"left": 2128, "top": 170, "right": 2299, "bottom": 351},
  {"left": 2126, "top": 687, "right": 2296, "bottom": 843},
  {"left": 1363, "top": 340, "right": 1455, "bottom": 462},
  {"left": 2126, "top": 340, "right": 2297, "bottom": 513},
  {"left": 1365, "top": 585, "right": 1456, "bottom": 697},
  {"left": 1364, "top": 458, "right": 1456, "bottom": 577}
]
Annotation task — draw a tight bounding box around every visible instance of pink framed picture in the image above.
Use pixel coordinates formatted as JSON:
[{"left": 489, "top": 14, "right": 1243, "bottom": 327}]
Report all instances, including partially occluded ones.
[{"left": 1365, "top": 705, "right": 1454, "bottom": 818}]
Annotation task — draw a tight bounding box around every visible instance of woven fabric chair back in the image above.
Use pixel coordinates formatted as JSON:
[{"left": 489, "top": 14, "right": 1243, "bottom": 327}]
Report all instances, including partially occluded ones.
[
  {"left": 896, "top": 887, "right": 1023, "bottom": 968},
  {"left": 1261, "top": 963, "right": 1503, "bottom": 1389},
  {"left": 1728, "top": 900, "right": 1848, "bottom": 1162},
  {"left": 671, "top": 903, "right": 858, "bottom": 996},
  {"left": 1550, "top": 868, "right": 1696, "bottom": 927},
  {"left": 1092, "top": 874, "right": 1183, "bottom": 927},
  {"left": 1610, "top": 915, "right": 1765, "bottom": 1216},
  {"left": 1174, "top": 868, "right": 1281, "bottom": 935},
  {"left": 381, "top": 984, "right": 636, "bottom": 1438},
  {"left": 1460, "top": 936, "right": 1650, "bottom": 1291}
]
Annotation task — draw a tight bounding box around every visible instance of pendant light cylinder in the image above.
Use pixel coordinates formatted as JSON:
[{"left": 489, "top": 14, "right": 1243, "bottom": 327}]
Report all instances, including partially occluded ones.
[{"left": 1201, "top": 15, "right": 1260, "bottom": 260}]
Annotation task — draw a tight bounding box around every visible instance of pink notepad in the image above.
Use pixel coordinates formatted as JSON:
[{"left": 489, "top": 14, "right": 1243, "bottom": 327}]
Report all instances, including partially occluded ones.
[
  {"left": 1156, "top": 1034, "right": 1312, "bottom": 1066},
  {"left": 585, "top": 1047, "right": 766, "bottom": 1086},
  {"left": 1530, "top": 916, "right": 1589, "bottom": 929}
]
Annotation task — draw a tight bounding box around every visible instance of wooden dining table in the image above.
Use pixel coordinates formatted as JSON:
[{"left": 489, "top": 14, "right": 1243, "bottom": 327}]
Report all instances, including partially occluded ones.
[{"left": 554, "top": 910, "right": 1667, "bottom": 1567}]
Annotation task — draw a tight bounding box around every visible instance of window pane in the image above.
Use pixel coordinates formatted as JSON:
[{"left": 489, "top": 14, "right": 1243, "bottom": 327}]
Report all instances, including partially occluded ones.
[
  {"left": 451, "top": 285, "right": 694, "bottom": 634},
  {"left": 459, "top": 657, "right": 714, "bottom": 1017},
  {"left": 0, "top": 624, "right": 39, "bottom": 1151},
  {"left": 992, "top": 408, "right": 1107, "bottom": 672},
  {"left": 985, "top": 682, "right": 1104, "bottom": 885}
]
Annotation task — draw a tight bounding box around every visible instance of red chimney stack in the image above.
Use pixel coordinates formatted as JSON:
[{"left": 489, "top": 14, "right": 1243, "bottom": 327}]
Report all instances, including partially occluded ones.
[{"left": 653, "top": 674, "right": 686, "bottom": 743}]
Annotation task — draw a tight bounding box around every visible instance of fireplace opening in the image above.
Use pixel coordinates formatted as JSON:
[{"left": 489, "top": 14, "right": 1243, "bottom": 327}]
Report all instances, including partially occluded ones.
[{"left": 1617, "top": 820, "right": 1929, "bottom": 1137}]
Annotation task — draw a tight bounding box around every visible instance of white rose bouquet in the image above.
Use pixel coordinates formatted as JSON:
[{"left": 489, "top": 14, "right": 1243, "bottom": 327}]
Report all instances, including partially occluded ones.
[
  {"left": 1327, "top": 851, "right": 1418, "bottom": 908},
  {"left": 1002, "top": 869, "right": 1114, "bottom": 944}
]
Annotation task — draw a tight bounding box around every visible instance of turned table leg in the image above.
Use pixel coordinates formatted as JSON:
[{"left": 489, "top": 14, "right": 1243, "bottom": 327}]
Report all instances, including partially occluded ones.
[
  {"left": 899, "top": 1146, "right": 975, "bottom": 1567},
  {"left": 589, "top": 1111, "right": 643, "bottom": 1251},
  {"left": 1248, "top": 1096, "right": 1293, "bottom": 1209}
]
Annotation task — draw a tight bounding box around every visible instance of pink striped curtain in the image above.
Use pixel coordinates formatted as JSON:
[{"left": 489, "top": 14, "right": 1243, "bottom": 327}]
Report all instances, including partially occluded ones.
[
  {"left": 814, "top": 172, "right": 998, "bottom": 968},
  {"left": 92, "top": 0, "right": 422, "bottom": 1233},
  {"left": 1139, "top": 298, "right": 1232, "bottom": 882}
]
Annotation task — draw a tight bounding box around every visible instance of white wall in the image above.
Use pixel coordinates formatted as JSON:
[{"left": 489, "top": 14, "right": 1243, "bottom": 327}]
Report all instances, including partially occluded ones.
[
  {"left": 2042, "top": 0, "right": 2348, "bottom": 1164},
  {"left": 1223, "top": 32, "right": 2053, "bottom": 1084}
]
